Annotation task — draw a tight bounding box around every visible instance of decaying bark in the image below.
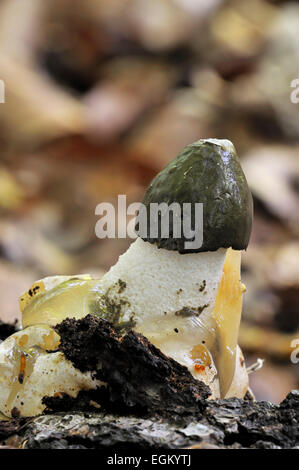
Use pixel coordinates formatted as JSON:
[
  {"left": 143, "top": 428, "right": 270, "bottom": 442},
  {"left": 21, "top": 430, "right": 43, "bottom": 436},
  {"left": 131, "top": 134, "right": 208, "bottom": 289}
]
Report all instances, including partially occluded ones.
[
  {"left": 0, "top": 391, "right": 297, "bottom": 449},
  {"left": 0, "top": 316, "right": 298, "bottom": 449}
]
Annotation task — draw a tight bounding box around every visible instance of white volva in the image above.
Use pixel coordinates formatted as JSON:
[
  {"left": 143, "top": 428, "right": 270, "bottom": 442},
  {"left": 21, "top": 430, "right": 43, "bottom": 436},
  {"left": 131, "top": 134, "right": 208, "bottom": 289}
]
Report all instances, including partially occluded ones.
[{"left": 0, "top": 325, "right": 102, "bottom": 418}]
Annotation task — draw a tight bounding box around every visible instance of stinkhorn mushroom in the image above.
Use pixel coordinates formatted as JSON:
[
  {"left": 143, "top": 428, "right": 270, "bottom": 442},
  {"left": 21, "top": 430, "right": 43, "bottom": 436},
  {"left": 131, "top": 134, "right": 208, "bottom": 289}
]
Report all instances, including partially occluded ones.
[{"left": 0, "top": 138, "right": 253, "bottom": 417}]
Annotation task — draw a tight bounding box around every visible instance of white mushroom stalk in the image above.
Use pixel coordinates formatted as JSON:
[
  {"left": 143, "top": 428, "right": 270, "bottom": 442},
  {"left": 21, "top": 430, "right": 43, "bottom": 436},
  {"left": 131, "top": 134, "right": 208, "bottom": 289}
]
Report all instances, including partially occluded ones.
[
  {"left": 0, "top": 138, "right": 253, "bottom": 417},
  {"left": 90, "top": 238, "right": 248, "bottom": 398},
  {"left": 92, "top": 240, "right": 226, "bottom": 395}
]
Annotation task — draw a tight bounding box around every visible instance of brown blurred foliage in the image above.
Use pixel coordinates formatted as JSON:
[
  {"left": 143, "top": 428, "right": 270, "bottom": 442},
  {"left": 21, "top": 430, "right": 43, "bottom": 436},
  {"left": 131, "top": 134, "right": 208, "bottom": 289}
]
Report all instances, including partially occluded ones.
[{"left": 0, "top": 0, "right": 298, "bottom": 402}]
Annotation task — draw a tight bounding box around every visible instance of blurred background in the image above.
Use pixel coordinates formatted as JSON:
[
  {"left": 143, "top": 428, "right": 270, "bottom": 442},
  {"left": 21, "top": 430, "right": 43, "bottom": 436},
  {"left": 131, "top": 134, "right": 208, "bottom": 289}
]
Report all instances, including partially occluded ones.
[{"left": 0, "top": 0, "right": 298, "bottom": 403}]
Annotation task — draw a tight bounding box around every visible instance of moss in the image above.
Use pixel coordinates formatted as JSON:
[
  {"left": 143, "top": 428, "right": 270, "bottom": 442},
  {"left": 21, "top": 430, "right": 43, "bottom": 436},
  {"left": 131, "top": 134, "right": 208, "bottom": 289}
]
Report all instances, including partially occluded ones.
[
  {"left": 174, "top": 304, "right": 209, "bottom": 318},
  {"left": 89, "top": 282, "right": 136, "bottom": 333},
  {"left": 117, "top": 279, "right": 127, "bottom": 294}
]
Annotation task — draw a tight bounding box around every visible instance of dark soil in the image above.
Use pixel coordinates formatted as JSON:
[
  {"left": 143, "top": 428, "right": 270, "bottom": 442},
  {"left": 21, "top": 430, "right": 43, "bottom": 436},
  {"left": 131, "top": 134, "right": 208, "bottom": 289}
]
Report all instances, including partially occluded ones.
[
  {"left": 52, "top": 315, "right": 211, "bottom": 419},
  {"left": 0, "top": 319, "right": 18, "bottom": 341}
]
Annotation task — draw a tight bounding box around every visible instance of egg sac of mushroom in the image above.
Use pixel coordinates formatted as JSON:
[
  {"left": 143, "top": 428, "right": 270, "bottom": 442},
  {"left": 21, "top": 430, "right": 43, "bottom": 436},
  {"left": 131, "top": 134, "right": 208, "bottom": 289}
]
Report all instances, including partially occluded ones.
[
  {"left": 18, "top": 238, "right": 248, "bottom": 401},
  {"left": 0, "top": 324, "right": 103, "bottom": 418}
]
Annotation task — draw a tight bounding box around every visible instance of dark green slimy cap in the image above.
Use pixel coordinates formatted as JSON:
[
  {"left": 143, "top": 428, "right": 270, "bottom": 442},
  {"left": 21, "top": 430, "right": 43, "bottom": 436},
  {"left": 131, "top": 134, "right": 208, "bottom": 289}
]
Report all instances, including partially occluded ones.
[{"left": 135, "top": 139, "right": 253, "bottom": 254}]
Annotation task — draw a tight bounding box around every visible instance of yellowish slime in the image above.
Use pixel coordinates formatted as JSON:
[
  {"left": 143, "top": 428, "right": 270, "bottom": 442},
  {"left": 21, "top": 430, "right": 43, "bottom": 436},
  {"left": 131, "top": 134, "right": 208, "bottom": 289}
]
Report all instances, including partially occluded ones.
[
  {"left": 22, "top": 279, "right": 99, "bottom": 328},
  {"left": 212, "top": 248, "right": 243, "bottom": 397}
]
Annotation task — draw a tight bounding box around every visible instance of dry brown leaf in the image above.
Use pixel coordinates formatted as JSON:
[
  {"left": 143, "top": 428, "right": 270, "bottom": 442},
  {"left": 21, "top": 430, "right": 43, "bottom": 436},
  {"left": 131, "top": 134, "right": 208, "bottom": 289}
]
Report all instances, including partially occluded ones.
[
  {"left": 242, "top": 146, "right": 299, "bottom": 230},
  {"left": 239, "top": 322, "right": 295, "bottom": 360}
]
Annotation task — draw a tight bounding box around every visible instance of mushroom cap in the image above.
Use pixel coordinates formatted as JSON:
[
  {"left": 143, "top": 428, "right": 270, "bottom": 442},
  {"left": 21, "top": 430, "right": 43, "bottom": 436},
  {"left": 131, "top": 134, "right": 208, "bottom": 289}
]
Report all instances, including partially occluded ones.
[{"left": 136, "top": 138, "right": 253, "bottom": 253}]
